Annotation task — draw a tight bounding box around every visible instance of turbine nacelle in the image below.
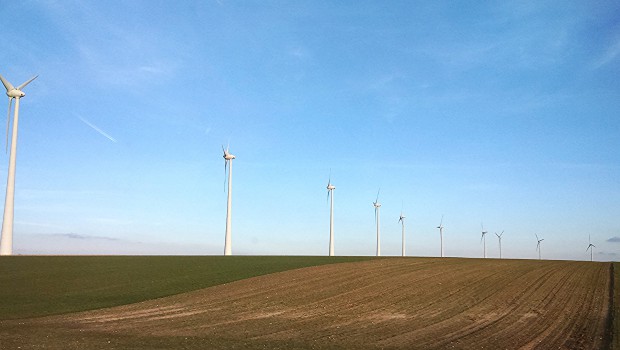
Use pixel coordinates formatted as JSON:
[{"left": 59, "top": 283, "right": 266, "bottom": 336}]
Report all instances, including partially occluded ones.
[
  {"left": 6, "top": 90, "right": 25, "bottom": 98},
  {"left": 373, "top": 201, "right": 381, "bottom": 208},
  {"left": 399, "top": 214, "right": 405, "bottom": 222},
  {"left": 1, "top": 74, "right": 38, "bottom": 98},
  {"left": 327, "top": 183, "right": 335, "bottom": 191},
  {"left": 222, "top": 145, "right": 235, "bottom": 160}
]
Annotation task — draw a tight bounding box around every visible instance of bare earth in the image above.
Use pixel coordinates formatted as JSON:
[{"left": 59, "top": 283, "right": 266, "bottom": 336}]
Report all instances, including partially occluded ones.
[{"left": 0, "top": 258, "right": 612, "bottom": 349}]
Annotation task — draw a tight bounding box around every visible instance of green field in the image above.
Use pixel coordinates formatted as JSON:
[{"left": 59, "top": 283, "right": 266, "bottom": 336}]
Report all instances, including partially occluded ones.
[
  {"left": 0, "top": 255, "right": 373, "bottom": 319},
  {"left": 0, "top": 256, "right": 617, "bottom": 349}
]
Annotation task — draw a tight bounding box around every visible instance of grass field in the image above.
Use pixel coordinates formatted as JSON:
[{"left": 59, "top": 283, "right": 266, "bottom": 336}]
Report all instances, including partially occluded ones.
[
  {"left": 0, "top": 257, "right": 614, "bottom": 349},
  {"left": 0, "top": 255, "right": 373, "bottom": 319}
]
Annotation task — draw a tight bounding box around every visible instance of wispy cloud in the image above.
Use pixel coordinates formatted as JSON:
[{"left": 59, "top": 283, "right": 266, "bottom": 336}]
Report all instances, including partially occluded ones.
[
  {"left": 77, "top": 115, "right": 117, "bottom": 143},
  {"left": 592, "top": 36, "right": 620, "bottom": 69},
  {"left": 48, "top": 233, "right": 120, "bottom": 241},
  {"left": 607, "top": 236, "right": 620, "bottom": 243},
  {"left": 43, "top": 2, "right": 178, "bottom": 89}
]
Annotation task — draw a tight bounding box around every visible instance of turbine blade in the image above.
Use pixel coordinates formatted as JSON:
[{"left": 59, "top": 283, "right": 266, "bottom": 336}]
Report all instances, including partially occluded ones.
[
  {"left": 439, "top": 214, "right": 443, "bottom": 227},
  {"left": 375, "top": 188, "right": 380, "bottom": 203},
  {"left": 0, "top": 74, "right": 15, "bottom": 92},
  {"left": 16, "top": 75, "right": 38, "bottom": 90},
  {"left": 223, "top": 159, "right": 228, "bottom": 191},
  {"left": 5, "top": 98, "right": 12, "bottom": 153}
]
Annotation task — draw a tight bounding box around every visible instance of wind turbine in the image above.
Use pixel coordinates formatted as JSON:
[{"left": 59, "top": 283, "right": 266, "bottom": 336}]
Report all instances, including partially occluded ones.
[
  {"left": 222, "top": 145, "right": 235, "bottom": 256},
  {"left": 373, "top": 189, "right": 381, "bottom": 257},
  {"left": 495, "top": 231, "right": 504, "bottom": 259},
  {"left": 326, "top": 172, "right": 335, "bottom": 256},
  {"left": 480, "top": 223, "right": 488, "bottom": 258},
  {"left": 535, "top": 234, "right": 544, "bottom": 260},
  {"left": 586, "top": 235, "right": 595, "bottom": 262},
  {"left": 436, "top": 215, "right": 444, "bottom": 257},
  {"left": 398, "top": 206, "right": 406, "bottom": 257},
  {"left": 0, "top": 73, "right": 38, "bottom": 256}
]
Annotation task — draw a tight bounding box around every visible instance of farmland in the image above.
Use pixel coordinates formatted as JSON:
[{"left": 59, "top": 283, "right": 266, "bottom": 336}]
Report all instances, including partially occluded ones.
[
  {"left": 0, "top": 257, "right": 615, "bottom": 349},
  {"left": 0, "top": 255, "right": 373, "bottom": 319}
]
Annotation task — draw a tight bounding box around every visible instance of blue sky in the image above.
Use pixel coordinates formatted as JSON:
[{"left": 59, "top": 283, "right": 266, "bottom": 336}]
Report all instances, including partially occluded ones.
[{"left": 1, "top": 1, "right": 618, "bottom": 260}]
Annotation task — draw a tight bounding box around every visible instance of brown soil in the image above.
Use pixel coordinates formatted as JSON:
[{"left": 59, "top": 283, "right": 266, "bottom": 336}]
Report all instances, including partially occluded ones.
[{"left": 0, "top": 258, "right": 611, "bottom": 349}]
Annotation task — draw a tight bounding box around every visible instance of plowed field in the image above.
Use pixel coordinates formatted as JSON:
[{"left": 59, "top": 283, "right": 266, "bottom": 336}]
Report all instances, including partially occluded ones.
[{"left": 0, "top": 258, "right": 613, "bottom": 349}]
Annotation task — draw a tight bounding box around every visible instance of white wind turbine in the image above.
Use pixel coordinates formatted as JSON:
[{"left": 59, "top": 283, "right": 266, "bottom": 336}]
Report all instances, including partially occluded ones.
[
  {"left": 373, "top": 189, "right": 381, "bottom": 257},
  {"left": 436, "top": 215, "right": 444, "bottom": 257},
  {"left": 480, "top": 223, "right": 488, "bottom": 258},
  {"left": 222, "top": 145, "right": 235, "bottom": 256},
  {"left": 586, "top": 235, "right": 595, "bottom": 262},
  {"left": 0, "top": 73, "right": 38, "bottom": 256},
  {"left": 398, "top": 206, "right": 406, "bottom": 257},
  {"left": 535, "top": 234, "right": 544, "bottom": 260},
  {"left": 495, "top": 231, "right": 504, "bottom": 259},
  {"left": 326, "top": 172, "right": 335, "bottom": 256}
]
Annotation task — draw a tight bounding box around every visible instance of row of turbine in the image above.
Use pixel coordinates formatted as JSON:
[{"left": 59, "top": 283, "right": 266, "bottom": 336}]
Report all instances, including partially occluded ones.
[{"left": 221, "top": 146, "right": 598, "bottom": 261}]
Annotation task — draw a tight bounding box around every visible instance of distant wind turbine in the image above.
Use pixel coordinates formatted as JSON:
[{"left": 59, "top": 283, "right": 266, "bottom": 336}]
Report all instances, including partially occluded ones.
[
  {"left": 586, "top": 235, "right": 595, "bottom": 262},
  {"left": 437, "top": 215, "right": 444, "bottom": 257},
  {"left": 480, "top": 223, "right": 488, "bottom": 258},
  {"left": 535, "top": 234, "right": 544, "bottom": 260},
  {"left": 373, "top": 189, "right": 381, "bottom": 257},
  {"left": 222, "top": 145, "right": 235, "bottom": 256},
  {"left": 0, "top": 72, "right": 38, "bottom": 256},
  {"left": 399, "top": 205, "right": 406, "bottom": 257},
  {"left": 326, "top": 171, "right": 335, "bottom": 256},
  {"left": 495, "top": 231, "right": 504, "bottom": 259}
]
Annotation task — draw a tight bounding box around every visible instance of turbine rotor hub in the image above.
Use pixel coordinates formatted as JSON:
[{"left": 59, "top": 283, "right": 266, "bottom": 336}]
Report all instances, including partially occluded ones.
[{"left": 7, "top": 90, "right": 24, "bottom": 98}]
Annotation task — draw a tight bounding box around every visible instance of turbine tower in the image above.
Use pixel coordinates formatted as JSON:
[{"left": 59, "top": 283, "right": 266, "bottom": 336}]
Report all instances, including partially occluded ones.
[
  {"left": 436, "top": 215, "right": 444, "bottom": 257},
  {"left": 399, "top": 208, "right": 406, "bottom": 257},
  {"left": 326, "top": 172, "right": 335, "bottom": 256},
  {"left": 222, "top": 145, "right": 235, "bottom": 256},
  {"left": 495, "top": 231, "right": 504, "bottom": 259},
  {"left": 586, "top": 235, "right": 595, "bottom": 262},
  {"left": 535, "top": 234, "right": 544, "bottom": 260},
  {"left": 480, "top": 223, "right": 488, "bottom": 258},
  {"left": 0, "top": 73, "right": 37, "bottom": 256},
  {"left": 373, "top": 189, "right": 381, "bottom": 257}
]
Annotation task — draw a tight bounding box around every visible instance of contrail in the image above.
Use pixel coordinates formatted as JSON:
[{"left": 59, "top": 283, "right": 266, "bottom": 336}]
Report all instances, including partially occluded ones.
[{"left": 77, "top": 115, "right": 117, "bottom": 143}]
